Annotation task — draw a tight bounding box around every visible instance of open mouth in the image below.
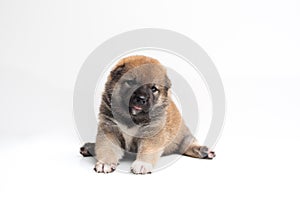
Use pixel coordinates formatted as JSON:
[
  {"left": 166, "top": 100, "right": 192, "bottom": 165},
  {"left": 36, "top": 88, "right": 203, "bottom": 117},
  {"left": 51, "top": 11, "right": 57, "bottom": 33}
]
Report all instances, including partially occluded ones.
[
  {"left": 133, "top": 105, "right": 142, "bottom": 110},
  {"left": 131, "top": 105, "right": 143, "bottom": 115}
]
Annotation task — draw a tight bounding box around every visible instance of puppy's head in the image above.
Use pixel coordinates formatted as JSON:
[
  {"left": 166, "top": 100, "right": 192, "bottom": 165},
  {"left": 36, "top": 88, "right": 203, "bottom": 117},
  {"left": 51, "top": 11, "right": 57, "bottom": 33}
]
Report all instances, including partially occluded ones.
[{"left": 107, "top": 56, "right": 171, "bottom": 125}]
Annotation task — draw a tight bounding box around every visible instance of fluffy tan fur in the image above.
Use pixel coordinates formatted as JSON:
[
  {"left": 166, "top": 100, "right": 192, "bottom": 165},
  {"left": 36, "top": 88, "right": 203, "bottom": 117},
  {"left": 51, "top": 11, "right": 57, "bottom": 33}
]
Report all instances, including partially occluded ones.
[{"left": 80, "top": 55, "right": 215, "bottom": 174}]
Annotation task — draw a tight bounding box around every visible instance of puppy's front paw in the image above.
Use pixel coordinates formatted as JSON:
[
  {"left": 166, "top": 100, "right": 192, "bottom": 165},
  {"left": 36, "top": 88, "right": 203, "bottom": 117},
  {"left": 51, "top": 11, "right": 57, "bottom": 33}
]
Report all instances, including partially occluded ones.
[
  {"left": 198, "top": 146, "right": 215, "bottom": 159},
  {"left": 94, "top": 161, "right": 117, "bottom": 173},
  {"left": 130, "top": 160, "right": 153, "bottom": 175}
]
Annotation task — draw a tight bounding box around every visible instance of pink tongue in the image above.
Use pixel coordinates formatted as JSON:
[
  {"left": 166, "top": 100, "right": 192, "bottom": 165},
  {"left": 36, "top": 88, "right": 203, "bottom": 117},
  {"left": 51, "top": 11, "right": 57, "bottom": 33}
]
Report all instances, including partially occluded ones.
[{"left": 133, "top": 106, "right": 142, "bottom": 110}]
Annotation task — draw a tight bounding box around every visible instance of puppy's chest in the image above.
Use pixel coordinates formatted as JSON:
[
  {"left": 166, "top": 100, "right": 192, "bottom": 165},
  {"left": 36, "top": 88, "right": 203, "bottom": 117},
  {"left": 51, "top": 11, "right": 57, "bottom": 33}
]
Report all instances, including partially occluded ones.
[{"left": 117, "top": 123, "right": 139, "bottom": 151}]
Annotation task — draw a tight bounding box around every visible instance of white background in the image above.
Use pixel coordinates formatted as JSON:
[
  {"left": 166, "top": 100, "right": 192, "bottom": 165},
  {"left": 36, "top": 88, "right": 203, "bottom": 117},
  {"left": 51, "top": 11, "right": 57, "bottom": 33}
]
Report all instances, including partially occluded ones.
[{"left": 0, "top": 0, "right": 299, "bottom": 199}]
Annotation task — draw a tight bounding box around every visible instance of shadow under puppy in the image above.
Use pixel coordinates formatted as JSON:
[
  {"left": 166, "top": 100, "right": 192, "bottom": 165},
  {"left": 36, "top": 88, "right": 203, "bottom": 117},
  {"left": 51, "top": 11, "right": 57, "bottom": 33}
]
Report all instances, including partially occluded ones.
[{"left": 80, "top": 55, "right": 215, "bottom": 174}]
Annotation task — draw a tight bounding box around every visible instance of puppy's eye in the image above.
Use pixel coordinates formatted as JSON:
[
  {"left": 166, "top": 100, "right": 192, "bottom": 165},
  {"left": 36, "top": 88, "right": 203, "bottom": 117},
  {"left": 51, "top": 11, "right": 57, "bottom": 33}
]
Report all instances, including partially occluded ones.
[
  {"left": 151, "top": 86, "right": 159, "bottom": 93},
  {"left": 125, "top": 80, "right": 135, "bottom": 86}
]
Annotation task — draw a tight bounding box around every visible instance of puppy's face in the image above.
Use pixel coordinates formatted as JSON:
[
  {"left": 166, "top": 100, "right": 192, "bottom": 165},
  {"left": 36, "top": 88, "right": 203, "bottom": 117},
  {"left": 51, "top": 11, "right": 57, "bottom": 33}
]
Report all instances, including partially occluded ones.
[
  {"left": 109, "top": 63, "right": 171, "bottom": 125},
  {"left": 123, "top": 81, "right": 161, "bottom": 116}
]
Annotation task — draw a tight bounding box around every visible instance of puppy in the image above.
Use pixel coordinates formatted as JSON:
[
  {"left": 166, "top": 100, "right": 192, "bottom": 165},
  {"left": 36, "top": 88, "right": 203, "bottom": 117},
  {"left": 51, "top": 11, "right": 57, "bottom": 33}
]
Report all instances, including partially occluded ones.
[{"left": 80, "top": 55, "right": 215, "bottom": 174}]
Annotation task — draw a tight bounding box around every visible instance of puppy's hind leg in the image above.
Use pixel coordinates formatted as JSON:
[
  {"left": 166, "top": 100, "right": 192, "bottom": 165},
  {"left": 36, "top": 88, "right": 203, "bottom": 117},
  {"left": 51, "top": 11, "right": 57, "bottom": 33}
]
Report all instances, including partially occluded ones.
[
  {"left": 180, "top": 135, "right": 215, "bottom": 159},
  {"left": 80, "top": 142, "right": 95, "bottom": 157}
]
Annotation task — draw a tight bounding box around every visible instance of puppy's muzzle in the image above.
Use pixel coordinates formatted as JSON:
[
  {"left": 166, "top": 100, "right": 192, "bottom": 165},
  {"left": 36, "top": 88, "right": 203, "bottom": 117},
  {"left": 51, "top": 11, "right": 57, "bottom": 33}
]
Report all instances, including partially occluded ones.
[{"left": 133, "top": 94, "right": 148, "bottom": 106}]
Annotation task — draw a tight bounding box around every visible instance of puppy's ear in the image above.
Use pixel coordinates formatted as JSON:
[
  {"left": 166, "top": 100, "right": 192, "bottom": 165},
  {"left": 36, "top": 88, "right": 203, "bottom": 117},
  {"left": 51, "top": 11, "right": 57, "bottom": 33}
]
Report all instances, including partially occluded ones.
[
  {"left": 164, "top": 75, "right": 172, "bottom": 90},
  {"left": 110, "top": 64, "right": 126, "bottom": 81}
]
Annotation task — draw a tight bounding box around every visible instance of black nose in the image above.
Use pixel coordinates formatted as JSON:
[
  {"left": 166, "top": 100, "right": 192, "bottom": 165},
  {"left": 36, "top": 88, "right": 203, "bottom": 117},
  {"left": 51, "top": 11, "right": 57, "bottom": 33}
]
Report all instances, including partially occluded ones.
[{"left": 134, "top": 95, "right": 148, "bottom": 105}]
